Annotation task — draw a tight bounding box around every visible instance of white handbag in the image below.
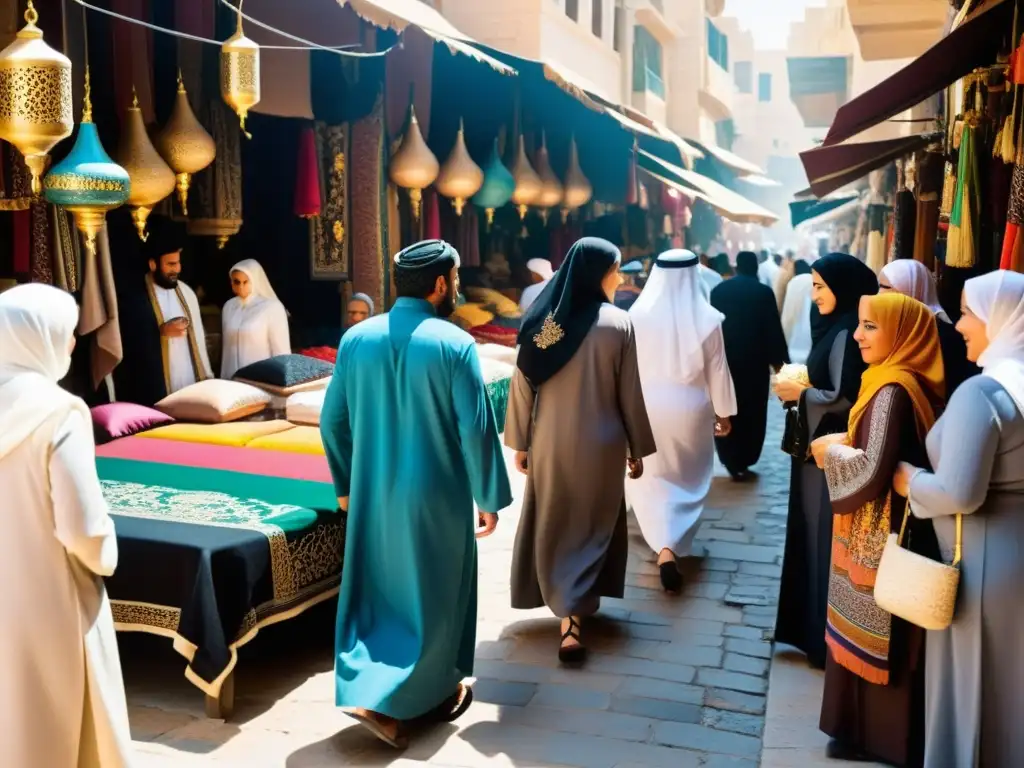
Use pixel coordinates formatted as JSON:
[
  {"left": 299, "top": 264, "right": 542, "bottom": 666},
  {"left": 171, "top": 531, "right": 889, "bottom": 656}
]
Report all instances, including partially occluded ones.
[{"left": 874, "top": 502, "right": 961, "bottom": 631}]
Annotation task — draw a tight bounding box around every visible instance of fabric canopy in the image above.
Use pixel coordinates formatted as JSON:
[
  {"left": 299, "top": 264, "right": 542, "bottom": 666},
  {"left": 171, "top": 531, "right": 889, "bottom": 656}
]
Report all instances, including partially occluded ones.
[
  {"left": 823, "top": 0, "right": 1013, "bottom": 146},
  {"left": 639, "top": 150, "right": 779, "bottom": 226},
  {"left": 337, "top": 0, "right": 468, "bottom": 38},
  {"left": 688, "top": 140, "right": 764, "bottom": 177},
  {"left": 799, "top": 132, "right": 940, "bottom": 198},
  {"left": 790, "top": 192, "right": 860, "bottom": 228}
]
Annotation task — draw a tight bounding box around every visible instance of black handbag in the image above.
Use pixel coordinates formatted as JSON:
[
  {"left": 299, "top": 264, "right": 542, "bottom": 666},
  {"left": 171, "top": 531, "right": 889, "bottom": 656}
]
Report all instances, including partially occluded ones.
[{"left": 781, "top": 402, "right": 808, "bottom": 459}]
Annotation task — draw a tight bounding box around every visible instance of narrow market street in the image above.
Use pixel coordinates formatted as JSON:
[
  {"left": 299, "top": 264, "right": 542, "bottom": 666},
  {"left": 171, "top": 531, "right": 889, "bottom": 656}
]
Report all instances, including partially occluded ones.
[{"left": 127, "top": 406, "right": 794, "bottom": 767}]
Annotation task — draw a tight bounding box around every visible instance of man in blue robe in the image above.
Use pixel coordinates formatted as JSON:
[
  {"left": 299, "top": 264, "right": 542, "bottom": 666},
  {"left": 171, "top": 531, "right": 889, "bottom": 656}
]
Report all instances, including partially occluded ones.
[{"left": 320, "top": 239, "right": 513, "bottom": 748}]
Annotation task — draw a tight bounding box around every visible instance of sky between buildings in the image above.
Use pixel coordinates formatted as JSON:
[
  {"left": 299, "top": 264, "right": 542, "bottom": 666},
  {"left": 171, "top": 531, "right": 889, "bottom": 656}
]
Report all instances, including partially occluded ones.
[{"left": 724, "top": 0, "right": 827, "bottom": 49}]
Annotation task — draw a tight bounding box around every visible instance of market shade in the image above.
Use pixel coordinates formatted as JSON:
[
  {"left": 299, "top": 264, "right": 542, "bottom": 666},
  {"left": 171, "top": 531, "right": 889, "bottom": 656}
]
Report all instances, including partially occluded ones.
[
  {"left": 638, "top": 150, "right": 779, "bottom": 226},
  {"left": 799, "top": 132, "right": 940, "bottom": 198},
  {"left": 687, "top": 139, "right": 764, "bottom": 177},
  {"left": 337, "top": 0, "right": 468, "bottom": 38},
  {"left": 822, "top": 0, "right": 1014, "bottom": 146},
  {"left": 789, "top": 192, "right": 859, "bottom": 228}
]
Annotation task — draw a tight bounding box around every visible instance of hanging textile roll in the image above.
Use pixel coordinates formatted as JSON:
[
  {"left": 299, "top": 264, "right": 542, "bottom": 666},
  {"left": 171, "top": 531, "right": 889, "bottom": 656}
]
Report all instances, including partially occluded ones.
[
  {"left": 947, "top": 75, "right": 982, "bottom": 269},
  {"left": 892, "top": 189, "right": 917, "bottom": 260},
  {"left": 866, "top": 202, "right": 888, "bottom": 273}
]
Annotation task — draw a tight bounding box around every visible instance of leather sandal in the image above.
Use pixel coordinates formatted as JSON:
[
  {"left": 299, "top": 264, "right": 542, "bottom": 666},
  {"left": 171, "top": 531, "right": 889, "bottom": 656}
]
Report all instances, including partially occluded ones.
[{"left": 558, "top": 616, "right": 587, "bottom": 665}]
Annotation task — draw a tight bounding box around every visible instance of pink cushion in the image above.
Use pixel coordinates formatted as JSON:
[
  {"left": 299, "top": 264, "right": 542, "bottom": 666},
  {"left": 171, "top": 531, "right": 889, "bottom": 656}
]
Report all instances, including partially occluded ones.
[{"left": 91, "top": 403, "right": 174, "bottom": 444}]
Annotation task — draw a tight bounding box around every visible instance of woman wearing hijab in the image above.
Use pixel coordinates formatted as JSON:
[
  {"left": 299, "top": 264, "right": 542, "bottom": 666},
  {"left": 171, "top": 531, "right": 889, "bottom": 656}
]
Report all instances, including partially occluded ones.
[
  {"left": 893, "top": 270, "right": 1024, "bottom": 768},
  {"left": 0, "top": 285, "right": 133, "bottom": 768},
  {"left": 627, "top": 250, "right": 737, "bottom": 592},
  {"left": 810, "top": 293, "right": 943, "bottom": 766},
  {"left": 773, "top": 252, "right": 878, "bottom": 669},
  {"left": 879, "top": 260, "right": 978, "bottom": 395},
  {"left": 347, "top": 292, "right": 375, "bottom": 327},
  {"left": 507, "top": 238, "right": 656, "bottom": 663},
  {"left": 780, "top": 260, "right": 814, "bottom": 364},
  {"left": 221, "top": 258, "right": 291, "bottom": 378}
]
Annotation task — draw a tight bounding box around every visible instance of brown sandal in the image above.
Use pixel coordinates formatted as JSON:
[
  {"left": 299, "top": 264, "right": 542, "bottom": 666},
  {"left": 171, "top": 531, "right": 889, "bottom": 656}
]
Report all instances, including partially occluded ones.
[{"left": 558, "top": 617, "right": 587, "bottom": 665}]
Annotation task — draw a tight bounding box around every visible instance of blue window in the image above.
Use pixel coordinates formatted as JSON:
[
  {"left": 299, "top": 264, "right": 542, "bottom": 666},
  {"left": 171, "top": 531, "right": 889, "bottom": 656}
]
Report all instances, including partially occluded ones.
[
  {"left": 633, "top": 26, "right": 665, "bottom": 97},
  {"left": 707, "top": 19, "right": 729, "bottom": 72},
  {"left": 758, "top": 72, "right": 772, "bottom": 102}
]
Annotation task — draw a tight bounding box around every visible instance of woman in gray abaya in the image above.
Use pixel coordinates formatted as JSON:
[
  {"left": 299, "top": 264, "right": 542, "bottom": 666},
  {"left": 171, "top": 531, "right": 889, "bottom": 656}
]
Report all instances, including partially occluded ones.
[
  {"left": 894, "top": 270, "right": 1024, "bottom": 768},
  {"left": 506, "top": 238, "right": 656, "bottom": 665}
]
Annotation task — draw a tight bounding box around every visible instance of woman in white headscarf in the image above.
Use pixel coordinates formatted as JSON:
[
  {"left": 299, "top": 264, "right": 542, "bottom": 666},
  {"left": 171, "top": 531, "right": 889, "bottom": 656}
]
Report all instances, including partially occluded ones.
[
  {"left": 0, "top": 284, "right": 133, "bottom": 768},
  {"left": 626, "top": 250, "right": 738, "bottom": 592},
  {"left": 893, "top": 270, "right": 1024, "bottom": 768},
  {"left": 221, "top": 259, "right": 291, "bottom": 378},
  {"left": 780, "top": 260, "right": 814, "bottom": 364},
  {"left": 879, "top": 259, "right": 978, "bottom": 394}
]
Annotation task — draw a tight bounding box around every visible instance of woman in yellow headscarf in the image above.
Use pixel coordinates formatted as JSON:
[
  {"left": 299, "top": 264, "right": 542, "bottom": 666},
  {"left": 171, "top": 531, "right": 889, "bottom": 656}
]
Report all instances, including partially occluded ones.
[{"left": 809, "top": 292, "right": 944, "bottom": 767}]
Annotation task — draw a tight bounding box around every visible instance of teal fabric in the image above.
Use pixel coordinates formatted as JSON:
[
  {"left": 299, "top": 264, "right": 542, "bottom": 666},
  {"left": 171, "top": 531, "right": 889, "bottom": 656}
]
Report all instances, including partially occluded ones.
[{"left": 320, "top": 297, "right": 512, "bottom": 719}]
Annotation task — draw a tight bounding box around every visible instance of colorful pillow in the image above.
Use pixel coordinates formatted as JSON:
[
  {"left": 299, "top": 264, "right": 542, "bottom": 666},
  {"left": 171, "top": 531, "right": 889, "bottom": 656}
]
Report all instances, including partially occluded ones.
[
  {"left": 155, "top": 379, "right": 271, "bottom": 423},
  {"left": 450, "top": 302, "right": 494, "bottom": 331},
  {"left": 469, "top": 323, "right": 518, "bottom": 347},
  {"left": 286, "top": 389, "right": 326, "bottom": 426},
  {"left": 233, "top": 353, "right": 334, "bottom": 397},
  {"left": 462, "top": 286, "right": 522, "bottom": 318},
  {"left": 247, "top": 425, "right": 325, "bottom": 455},
  {"left": 137, "top": 420, "right": 293, "bottom": 446},
  {"left": 297, "top": 346, "right": 338, "bottom": 365},
  {"left": 91, "top": 403, "right": 174, "bottom": 444}
]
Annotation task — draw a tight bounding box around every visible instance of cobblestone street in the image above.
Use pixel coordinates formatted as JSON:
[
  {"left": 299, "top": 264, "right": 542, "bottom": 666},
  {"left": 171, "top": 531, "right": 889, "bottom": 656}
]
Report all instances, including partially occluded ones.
[{"left": 127, "top": 407, "right": 791, "bottom": 767}]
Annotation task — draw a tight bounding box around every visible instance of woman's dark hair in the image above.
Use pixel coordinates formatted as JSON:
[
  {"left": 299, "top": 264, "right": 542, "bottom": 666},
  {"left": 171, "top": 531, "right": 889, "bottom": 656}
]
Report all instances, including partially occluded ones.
[{"left": 394, "top": 257, "right": 456, "bottom": 299}]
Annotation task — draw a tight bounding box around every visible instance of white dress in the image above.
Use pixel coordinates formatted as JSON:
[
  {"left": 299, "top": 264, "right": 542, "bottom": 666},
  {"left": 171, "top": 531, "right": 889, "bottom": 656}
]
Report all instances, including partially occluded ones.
[
  {"left": 780, "top": 273, "right": 813, "bottom": 364},
  {"left": 626, "top": 328, "right": 737, "bottom": 554},
  {"left": 220, "top": 295, "right": 291, "bottom": 379},
  {"left": 0, "top": 407, "right": 133, "bottom": 768},
  {"left": 153, "top": 280, "right": 213, "bottom": 393},
  {"left": 519, "top": 278, "right": 551, "bottom": 313}
]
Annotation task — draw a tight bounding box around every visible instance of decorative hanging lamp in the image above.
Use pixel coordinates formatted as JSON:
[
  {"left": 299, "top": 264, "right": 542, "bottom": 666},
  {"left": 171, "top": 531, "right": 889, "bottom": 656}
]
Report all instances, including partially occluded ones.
[
  {"left": 389, "top": 105, "right": 438, "bottom": 220},
  {"left": 435, "top": 119, "right": 483, "bottom": 216},
  {"left": 114, "top": 87, "right": 176, "bottom": 241},
  {"left": 154, "top": 71, "right": 216, "bottom": 216},
  {"left": 471, "top": 138, "right": 514, "bottom": 227},
  {"left": 510, "top": 134, "right": 541, "bottom": 219},
  {"left": 560, "top": 135, "right": 592, "bottom": 222},
  {"left": 220, "top": 0, "right": 260, "bottom": 138},
  {"left": 0, "top": 0, "right": 73, "bottom": 195},
  {"left": 43, "top": 69, "right": 130, "bottom": 255},
  {"left": 533, "top": 132, "right": 563, "bottom": 223}
]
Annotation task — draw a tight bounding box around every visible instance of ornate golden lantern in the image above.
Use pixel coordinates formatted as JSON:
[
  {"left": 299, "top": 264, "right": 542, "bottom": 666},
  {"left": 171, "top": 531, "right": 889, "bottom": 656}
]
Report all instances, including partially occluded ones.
[
  {"left": 114, "top": 88, "right": 176, "bottom": 241},
  {"left": 154, "top": 71, "right": 216, "bottom": 216},
  {"left": 0, "top": 1, "right": 73, "bottom": 195},
  {"left": 533, "top": 132, "right": 563, "bottom": 223},
  {"left": 43, "top": 70, "right": 130, "bottom": 255},
  {"left": 560, "top": 135, "right": 592, "bottom": 222},
  {"left": 220, "top": 0, "right": 260, "bottom": 138},
  {"left": 510, "top": 134, "right": 541, "bottom": 220},
  {"left": 435, "top": 119, "right": 483, "bottom": 216},
  {"left": 389, "top": 105, "right": 438, "bottom": 220}
]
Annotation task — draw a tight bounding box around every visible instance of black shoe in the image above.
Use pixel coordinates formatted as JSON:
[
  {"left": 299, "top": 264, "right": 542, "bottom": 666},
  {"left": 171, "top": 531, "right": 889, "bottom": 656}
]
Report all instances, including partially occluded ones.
[
  {"left": 825, "top": 739, "right": 874, "bottom": 762},
  {"left": 558, "top": 617, "right": 587, "bottom": 665},
  {"left": 727, "top": 468, "right": 748, "bottom": 481},
  {"left": 659, "top": 561, "right": 683, "bottom": 593}
]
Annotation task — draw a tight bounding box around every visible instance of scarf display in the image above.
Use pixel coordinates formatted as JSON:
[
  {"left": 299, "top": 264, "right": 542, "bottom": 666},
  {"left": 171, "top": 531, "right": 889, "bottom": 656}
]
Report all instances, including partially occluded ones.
[
  {"left": 947, "top": 82, "right": 982, "bottom": 268},
  {"left": 827, "top": 293, "right": 944, "bottom": 685},
  {"left": 515, "top": 237, "right": 620, "bottom": 389},
  {"left": 144, "top": 274, "right": 209, "bottom": 395}
]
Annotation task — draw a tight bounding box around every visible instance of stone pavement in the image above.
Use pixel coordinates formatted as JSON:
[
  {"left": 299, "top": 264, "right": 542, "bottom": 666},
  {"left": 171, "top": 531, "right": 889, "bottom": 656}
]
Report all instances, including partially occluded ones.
[{"left": 127, "top": 406, "right": 792, "bottom": 767}]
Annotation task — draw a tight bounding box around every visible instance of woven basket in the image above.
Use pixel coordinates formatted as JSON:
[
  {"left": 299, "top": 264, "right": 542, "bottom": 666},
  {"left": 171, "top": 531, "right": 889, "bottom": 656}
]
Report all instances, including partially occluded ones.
[{"left": 874, "top": 505, "right": 961, "bottom": 631}]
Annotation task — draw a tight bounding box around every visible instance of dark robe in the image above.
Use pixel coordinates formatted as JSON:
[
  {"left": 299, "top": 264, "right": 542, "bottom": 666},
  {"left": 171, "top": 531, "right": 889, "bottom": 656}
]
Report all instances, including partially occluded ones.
[
  {"left": 819, "top": 385, "right": 937, "bottom": 767},
  {"left": 709, "top": 275, "right": 789, "bottom": 473},
  {"left": 936, "top": 318, "right": 978, "bottom": 397},
  {"left": 113, "top": 274, "right": 169, "bottom": 407}
]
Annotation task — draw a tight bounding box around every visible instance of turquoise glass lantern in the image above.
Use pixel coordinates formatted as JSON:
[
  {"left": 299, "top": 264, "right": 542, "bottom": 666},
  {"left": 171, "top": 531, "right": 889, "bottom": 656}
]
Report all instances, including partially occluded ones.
[
  {"left": 472, "top": 139, "right": 514, "bottom": 228},
  {"left": 44, "top": 69, "right": 130, "bottom": 255}
]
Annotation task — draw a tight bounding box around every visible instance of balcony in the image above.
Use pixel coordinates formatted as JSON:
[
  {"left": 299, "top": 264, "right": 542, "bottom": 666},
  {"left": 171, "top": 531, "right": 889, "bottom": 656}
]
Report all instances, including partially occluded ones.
[
  {"left": 847, "top": 0, "right": 948, "bottom": 61},
  {"left": 700, "top": 51, "right": 735, "bottom": 121},
  {"left": 635, "top": 0, "right": 675, "bottom": 42}
]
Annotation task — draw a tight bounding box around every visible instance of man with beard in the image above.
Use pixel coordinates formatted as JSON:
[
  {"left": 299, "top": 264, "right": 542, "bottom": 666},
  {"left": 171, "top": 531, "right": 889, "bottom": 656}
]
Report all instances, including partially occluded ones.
[
  {"left": 320, "top": 239, "right": 512, "bottom": 748},
  {"left": 709, "top": 251, "right": 788, "bottom": 480},
  {"left": 113, "top": 216, "right": 212, "bottom": 406}
]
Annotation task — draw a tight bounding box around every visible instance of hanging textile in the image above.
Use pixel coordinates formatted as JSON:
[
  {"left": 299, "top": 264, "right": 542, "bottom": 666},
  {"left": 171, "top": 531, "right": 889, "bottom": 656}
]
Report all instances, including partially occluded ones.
[
  {"left": 915, "top": 151, "right": 944, "bottom": 267},
  {"left": 112, "top": 0, "right": 155, "bottom": 122},
  {"left": 77, "top": 224, "right": 123, "bottom": 390},
  {"left": 425, "top": 189, "right": 442, "bottom": 241},
  {"left": 455, "top": 204, "right": 481, "bottom": 268},
  {"left": 310, "top": 121, "right": 350, "bottom": 279},
  {"left": 294, "top": 125, "right": 321, "bottom": 218},
  {"left": 891, "top": 189, "right": 917, "bottom": 260},
  {"left": 866, "top": 202, "right": 888, "bottom": 273},
  {"left": 50, "top": 205, "right": 80, "bottom": 293},
  {"left": 947, "top": 121, "right": 981, "bottom": 268},
  {"left": 348, "top": 94, "right": 386, "bottom": 310}
]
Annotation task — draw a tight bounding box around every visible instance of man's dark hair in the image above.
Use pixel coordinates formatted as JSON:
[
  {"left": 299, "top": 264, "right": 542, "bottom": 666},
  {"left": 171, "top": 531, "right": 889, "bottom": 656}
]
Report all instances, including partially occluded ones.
[
  {"left": 394, "top": 257, "right": 456, "bottom": 299},
  {"left": 736, "top": 251, "right": 759, "bottom": 277}
]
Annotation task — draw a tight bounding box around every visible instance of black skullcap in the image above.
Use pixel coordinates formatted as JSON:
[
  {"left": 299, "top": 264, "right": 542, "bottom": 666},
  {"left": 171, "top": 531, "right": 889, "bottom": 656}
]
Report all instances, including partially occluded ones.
[
  {"left": 394, "top": 239, "right": 461, "bottom": 270},
  {"left": 142, "top": 215, "right": 187, "bottom": 262}
]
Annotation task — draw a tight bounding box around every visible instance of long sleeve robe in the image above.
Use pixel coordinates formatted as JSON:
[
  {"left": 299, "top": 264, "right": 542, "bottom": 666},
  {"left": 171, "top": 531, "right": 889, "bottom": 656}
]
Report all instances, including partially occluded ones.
[
  {"left": 507, "top": 304, "right": 656, "bottom": 617},
  {"left": 321, "top": 297, "right": 512, "bottom": 721},
  {"left": 908, "top": 375, "right": 1024, "bottom": 768},
  {"left": 220, "top": 296, "right": 291, "bottom": 379},
  {"left": 0, "top": 408, "right": 133, "bottom": 768}
]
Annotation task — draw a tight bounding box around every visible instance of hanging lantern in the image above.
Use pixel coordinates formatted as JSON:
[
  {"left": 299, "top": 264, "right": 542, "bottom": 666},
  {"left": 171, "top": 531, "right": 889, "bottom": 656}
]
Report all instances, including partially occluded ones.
[
  {"left": 510, "top": 134, "right": 541, "bottom": 220},
  {"left": 389, "top": 105, "right": 438, "bottom": 220},
  {"left": 435, "top": 119, "right": 483, "bottom": 216},
  {"left": 471, "top": 138, "right": 514, "bottom": 227},
  {"left": 560, "top": 135, "right": 592, "bottom": 222},
  {"left": 43, "top": 69, "right": 130, "bottom": 255},
  {"left": 533, "top": 132, "right": 563, "bottom": 223},
  {"left": 0, "top": 1, "right": 73, "bottom": 195},
  {"left": 114, "top": 88, "right": 175, "bottom": 241},
  {"left": 154, "top": 71, "right": 216, "bottom": 216},
  {"left": 220, "top": 0, "right": 260, "bottom": 138}
]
